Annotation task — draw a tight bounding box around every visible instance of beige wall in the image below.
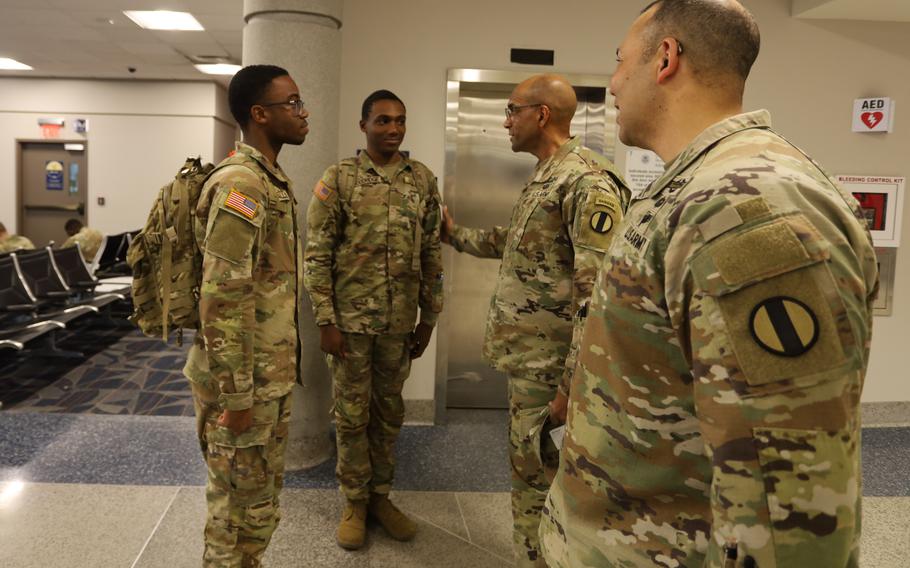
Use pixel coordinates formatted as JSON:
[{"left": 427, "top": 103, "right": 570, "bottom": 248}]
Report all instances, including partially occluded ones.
[
  {"left": 338, "top": 0, "right": 910, "bottom": 403},
  {"left": 1, "top": 1, "right": 905, "bottom": 404},
  {"left": 0, "top": 78, "right": 236, "bottom": 236}
]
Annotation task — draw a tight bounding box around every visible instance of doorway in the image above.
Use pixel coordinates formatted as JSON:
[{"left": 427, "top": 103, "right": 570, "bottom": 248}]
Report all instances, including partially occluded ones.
[
  {"left": 17, "top": 141, "right": 88, "bottom": 248},
  {"left": 437, "top": 69, "right": 617, "bottom": 414}
]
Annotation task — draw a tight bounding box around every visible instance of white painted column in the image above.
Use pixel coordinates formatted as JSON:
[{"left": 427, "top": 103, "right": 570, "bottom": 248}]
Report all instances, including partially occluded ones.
[{"left": 243, "top": 0, "right": 342, "bottom": 469}]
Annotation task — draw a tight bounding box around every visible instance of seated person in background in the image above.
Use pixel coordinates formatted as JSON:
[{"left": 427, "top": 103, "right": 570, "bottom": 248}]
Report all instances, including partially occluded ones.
[
  {"left": 61, "top": 218, "right": 103, "bottom": 261},
  {"left": 0, "top": 222, "right": 35, "bottom": 253}
]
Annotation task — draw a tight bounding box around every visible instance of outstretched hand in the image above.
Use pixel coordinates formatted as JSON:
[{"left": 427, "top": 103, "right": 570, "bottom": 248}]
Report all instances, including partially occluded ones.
[{"left": 440, "top": 205, "right": 455, "bottom": 244}]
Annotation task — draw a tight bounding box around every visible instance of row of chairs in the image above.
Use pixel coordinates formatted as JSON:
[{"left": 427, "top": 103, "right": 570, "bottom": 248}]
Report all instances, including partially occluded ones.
[
  {"left": 0, "top": 244, "right": 130, "bottom": 356},
  {"left": 91, "top": 230, "right": 138, "bottom": 278}
]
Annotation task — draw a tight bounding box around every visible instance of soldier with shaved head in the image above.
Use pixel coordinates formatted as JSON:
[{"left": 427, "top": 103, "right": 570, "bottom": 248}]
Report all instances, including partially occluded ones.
[
  {"left": 441, "top": 73, "right": 630, "bottom": 567},
  {"left": 540, "top": 2, "right": 878, "bottom": 567}
]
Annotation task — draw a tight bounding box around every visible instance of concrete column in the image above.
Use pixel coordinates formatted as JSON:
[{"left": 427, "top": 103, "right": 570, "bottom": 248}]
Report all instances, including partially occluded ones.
[{"left": 243, "top": 0, "right": 342, "bottom": 469}]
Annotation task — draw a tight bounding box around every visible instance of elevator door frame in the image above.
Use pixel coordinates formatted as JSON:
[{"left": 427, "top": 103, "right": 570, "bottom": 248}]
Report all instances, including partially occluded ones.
[{"left": 436, "top": 68, "right": 616, "bottom": 422}]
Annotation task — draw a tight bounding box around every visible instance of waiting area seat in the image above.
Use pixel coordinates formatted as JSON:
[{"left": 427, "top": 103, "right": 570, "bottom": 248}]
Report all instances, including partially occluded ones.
[
  {"left": 0, "top": 249, "right": 131, "bottom": 357},
  {"left": 93, "top": 232, "right": 133, "bottom": 278}
]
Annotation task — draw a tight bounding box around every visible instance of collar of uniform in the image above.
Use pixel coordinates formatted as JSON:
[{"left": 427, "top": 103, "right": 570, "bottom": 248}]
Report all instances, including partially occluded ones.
[
  {"left": 233, "top": 141, "right": 291, "bottom": 187},
  {"left": 533, "top": 136, "right": 580, "bottom": 183},
  {"left": 640, "top": 110, "right": 772, "bottom": 198},
  {"left": 357, "top": 151, "right": 411, "bottom": 180}
]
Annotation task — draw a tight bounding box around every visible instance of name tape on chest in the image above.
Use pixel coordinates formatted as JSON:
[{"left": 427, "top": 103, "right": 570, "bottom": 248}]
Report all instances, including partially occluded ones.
[
  {"left": 225, "top": 189, "right": 259, "bottom": 219},
  {"left": 623, "top": 225, "right": 650, "bottom": 251}
]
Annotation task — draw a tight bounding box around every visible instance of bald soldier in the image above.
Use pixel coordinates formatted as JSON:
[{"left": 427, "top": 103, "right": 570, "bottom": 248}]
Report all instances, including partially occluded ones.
[
  {"left": 540, "top": 2, "right": 878, "bottom": 567},
  {"left": 441, "top": 74, "right": 629, "bottom": 567}
]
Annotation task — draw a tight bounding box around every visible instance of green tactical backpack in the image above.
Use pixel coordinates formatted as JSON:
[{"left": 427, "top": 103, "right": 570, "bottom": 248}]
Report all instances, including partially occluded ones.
[{"left": 127, "top": 157, "right": 214, "bottom": 344}]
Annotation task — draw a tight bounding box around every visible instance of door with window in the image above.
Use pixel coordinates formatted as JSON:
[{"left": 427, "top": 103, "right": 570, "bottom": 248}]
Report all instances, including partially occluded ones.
[{"left": 18, "top": 141, "right": 88, "bottom": 248}]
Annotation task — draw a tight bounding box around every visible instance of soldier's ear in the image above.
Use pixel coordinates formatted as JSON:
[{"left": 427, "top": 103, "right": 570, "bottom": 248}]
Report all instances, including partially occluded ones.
[
  {"left": 359, "top": 119, "right": 367, "bottom": 133},
  {"left": 250, "top": 104, "right": 268, "bottom": 126},
  {"left": 537, "top": 104, "right": 551, "bottom": 128}
]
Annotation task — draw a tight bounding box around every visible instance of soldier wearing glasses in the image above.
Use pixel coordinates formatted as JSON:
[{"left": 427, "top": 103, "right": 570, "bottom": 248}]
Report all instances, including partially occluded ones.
[
  {"left": 183, "top": 64, "right": 308, "bottom": 567},
  {"left": 441, "top": 74, "right": 629, "bottom": 567}
]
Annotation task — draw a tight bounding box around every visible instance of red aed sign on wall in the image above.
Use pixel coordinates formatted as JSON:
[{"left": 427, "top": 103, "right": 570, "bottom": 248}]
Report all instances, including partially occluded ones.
[{"left": 852, "top": 98, "right": 894, "bottom": 133}]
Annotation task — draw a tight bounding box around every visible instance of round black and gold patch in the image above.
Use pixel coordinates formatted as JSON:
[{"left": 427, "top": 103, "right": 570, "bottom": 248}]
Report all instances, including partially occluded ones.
[
  {"left": 749, "top": 296, "right": 819, "bottom": 357},
  {"left": 590, "top": 210, "right": 614, "bottom": 234}
]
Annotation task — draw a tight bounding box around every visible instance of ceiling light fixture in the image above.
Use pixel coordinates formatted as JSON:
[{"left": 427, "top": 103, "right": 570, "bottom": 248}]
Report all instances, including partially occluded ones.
[
  {"left": 0, "top": 57, "right": 33, "bottom": 70},
  {"left": 195, "top": 63, "right": 242, "bottom": 76},
  {"left": 123, "top": 10, "right": 204, "bottom": 31}
]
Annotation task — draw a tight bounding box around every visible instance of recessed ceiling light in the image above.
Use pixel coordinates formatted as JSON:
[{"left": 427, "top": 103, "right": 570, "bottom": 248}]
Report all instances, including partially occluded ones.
[
  {"left": 0, "top": 57, "right": 32, "bottom": 70},
  {"left": 123, "top": 10, "right": 204, "bottom": 31},
  {"left": 195, "top": 63, "right": 242, "bottom": 76}
]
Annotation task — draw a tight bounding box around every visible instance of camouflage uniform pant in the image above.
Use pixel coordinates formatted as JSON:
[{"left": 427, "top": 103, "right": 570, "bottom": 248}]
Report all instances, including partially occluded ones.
[
  {"left": 192, "top": 383, "right": 291, "bottom": 568},
  {"left": 329, "top": 332, "right": 411, "bottom": 502},
  {"left": 508, "top": 374, "right": 560, "bottom": 568}
]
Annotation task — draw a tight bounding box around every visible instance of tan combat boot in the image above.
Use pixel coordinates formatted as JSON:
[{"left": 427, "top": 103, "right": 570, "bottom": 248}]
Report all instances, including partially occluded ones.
[
  {"left": 336, "top": 499, "right": 368, "bottom": 550},
  {"left": 368, "top": 493, "right": 417, "bottom": 541}
]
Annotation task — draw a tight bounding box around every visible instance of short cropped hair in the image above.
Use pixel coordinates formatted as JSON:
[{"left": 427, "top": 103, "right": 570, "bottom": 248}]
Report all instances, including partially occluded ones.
[
  {"left": 228, "top": 65, "right": 289, "bottom": 128},
  {"left": 361, "top": 90, "right": 405, "bottom": 121},
  {"left": 64, "top": 218, "right": 82, "bottom": 234},
  {"left": 642, "top": 0, "right": 760, "bottom": 82}
]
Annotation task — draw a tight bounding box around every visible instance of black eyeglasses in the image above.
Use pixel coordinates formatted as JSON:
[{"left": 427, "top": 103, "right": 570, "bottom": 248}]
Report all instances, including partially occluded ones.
[
  {"left": 504, "top": 103, "right": 543, "bottom": 119},
  {"left": 258, "top": 99, "right": 305, "bottom": 116}
]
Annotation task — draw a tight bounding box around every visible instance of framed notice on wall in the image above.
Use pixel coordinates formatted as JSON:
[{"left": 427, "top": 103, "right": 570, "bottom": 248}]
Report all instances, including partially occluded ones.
[
  {"left": 836, "top": 175, "right": 905, "bottom": 247},
  {"left": 873, "top": 247, "right": 896, "bottom": 317}
]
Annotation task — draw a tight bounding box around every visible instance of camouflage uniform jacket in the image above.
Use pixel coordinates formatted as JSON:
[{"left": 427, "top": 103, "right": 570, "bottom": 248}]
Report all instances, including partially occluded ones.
[
  {"left": 0, "top": 234, "right": 36, "bottom": 253},
  {"left": 304, "top": 152, "right": 443, "bottom": 334},
  {"left": 62, "top": 227, "right": 103, "bottom": 261},
  {"left": 541, "top": 111, "right": 878, "bottom": 568},
  {"left": 184, "top": 142, "right": 301, "bottom": 411},
  {"left": 448, "top": 137, "right": 629, "bottom": 389}
]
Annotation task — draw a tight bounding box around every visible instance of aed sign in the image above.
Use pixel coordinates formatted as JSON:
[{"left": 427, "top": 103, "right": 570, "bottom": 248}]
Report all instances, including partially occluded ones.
[{"left": 852, "top": 97, "right": 894, "bottom": 133}]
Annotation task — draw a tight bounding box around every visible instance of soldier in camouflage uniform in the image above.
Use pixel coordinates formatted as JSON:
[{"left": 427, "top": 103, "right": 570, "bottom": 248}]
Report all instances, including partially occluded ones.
[
  {"left": 182, "top": 64, "right": 309, "bottom": 568},
  {"left": 61, "top": 219, "right": 103, "bottom": 262},
  {"left": 441, "top": 74, "right": 629, "bottom": 567},
  {"left": 304, "top": 90, "right": 444, "bottom": 550},
  {"left": 540, "top": 3, "right": 878, "bottom": 567},
  {"left": 0, "top": 222, "right": 35, "bottom": 253}
]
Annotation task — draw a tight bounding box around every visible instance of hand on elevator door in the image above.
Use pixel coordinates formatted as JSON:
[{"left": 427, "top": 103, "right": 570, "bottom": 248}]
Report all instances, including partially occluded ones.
[{"left": 440, "top": 205, "right": 455, "bottom": 244}]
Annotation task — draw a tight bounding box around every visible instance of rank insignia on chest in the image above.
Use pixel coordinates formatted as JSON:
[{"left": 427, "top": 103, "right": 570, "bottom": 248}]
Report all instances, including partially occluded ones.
[
  {"left": 225, "top": 189, "right": 259, "bottom": 219},
  {"left": 666, "top": 178, "right": 690, "bottom": 194},
  {"left": 750, "top": 296, "right": 819, "bottom": 357}
]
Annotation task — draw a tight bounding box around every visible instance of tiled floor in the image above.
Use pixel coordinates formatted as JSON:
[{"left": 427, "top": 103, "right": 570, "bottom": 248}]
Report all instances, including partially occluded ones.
[
  {"left": 2, "top": 328, "right": 195, "bottom": 416},
  {"left": 1, "top": 327, "right": 909, "bottom": 567}
]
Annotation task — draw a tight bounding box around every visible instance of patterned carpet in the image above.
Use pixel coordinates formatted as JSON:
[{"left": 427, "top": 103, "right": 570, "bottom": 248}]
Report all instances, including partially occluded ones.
[{"left": 0, "top": 323, "right": 195, "bottom": 416}]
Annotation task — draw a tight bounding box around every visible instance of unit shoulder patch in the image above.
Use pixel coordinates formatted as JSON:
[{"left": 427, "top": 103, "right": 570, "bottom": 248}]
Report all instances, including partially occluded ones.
[
  {"left": 575, "top": 192, "right": 621, "bottom": 252},
  {"left": 749, "top": 296, "right": 819, "bottom": 357}
]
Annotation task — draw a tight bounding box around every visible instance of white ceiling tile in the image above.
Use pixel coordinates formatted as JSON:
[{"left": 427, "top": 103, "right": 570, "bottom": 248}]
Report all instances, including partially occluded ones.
[{"left": 195, "top": 12, "right": 243, "bottom": 32}]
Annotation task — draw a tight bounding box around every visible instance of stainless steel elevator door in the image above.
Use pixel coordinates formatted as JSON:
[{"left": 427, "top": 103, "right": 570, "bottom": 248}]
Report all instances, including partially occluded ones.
[{"left": 445, "top": 82, "right": 612, "bottom": 409}]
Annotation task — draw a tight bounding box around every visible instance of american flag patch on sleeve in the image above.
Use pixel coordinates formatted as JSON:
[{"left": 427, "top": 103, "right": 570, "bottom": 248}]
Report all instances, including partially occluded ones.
[
  {"left": 314, "top": 181, "right": 334, "bottom": 202},
  {"left": 225, "top": 189, "right": 259, "bottom": 219}
]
